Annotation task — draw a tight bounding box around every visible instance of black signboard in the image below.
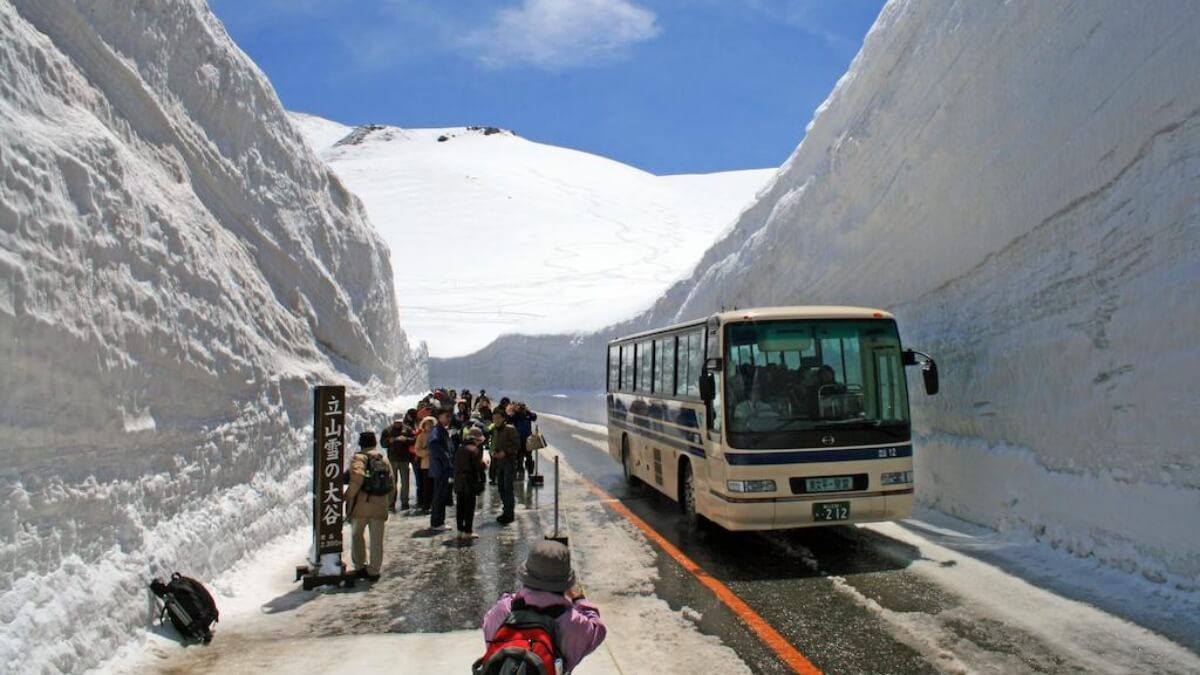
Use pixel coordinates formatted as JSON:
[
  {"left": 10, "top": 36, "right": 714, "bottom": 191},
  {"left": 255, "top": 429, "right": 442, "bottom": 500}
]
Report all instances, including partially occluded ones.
[{"left": 313, "top": 385, "right": 346, "bottom": 556}]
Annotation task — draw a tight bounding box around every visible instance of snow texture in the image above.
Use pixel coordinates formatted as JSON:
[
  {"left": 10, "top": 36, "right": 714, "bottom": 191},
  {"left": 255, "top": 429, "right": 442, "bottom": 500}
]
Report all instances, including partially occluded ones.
[
  {"left": 291, "top": 115, "right": 773, "bottom": 357},
  {"left": 436, "top": 0, "right": 1200, "bottom": 587},
  {"left": 0, "top": 1, "right": 423, "bottom": 673}
]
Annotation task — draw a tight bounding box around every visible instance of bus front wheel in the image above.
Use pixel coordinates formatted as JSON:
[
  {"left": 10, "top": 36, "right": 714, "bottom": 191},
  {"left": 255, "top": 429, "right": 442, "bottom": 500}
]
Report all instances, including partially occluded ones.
[{"left": 681, "top": 462, "right": 715, "bottom": 532}]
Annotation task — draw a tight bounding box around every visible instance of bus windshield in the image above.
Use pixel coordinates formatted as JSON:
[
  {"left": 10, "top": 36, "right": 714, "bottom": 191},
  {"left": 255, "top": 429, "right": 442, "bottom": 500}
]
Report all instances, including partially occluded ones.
[{"left": 724, "top": 319, "right": 910, "bottom": 449}]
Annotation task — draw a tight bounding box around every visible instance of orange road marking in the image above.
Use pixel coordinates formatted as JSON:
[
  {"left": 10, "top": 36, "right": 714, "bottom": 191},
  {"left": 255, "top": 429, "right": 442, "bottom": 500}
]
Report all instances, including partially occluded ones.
[{"left": 577, "top": 476, "right": 823, "bottom": 675}]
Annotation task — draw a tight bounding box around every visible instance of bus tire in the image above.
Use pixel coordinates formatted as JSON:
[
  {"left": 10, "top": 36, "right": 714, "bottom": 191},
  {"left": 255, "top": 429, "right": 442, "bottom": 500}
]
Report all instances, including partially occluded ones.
[
  {"left": 679, "top": 461, "right": 710, "bottom": 531},
  {"left": 621, "top": 435, "right": 640, "bottom": 486}
]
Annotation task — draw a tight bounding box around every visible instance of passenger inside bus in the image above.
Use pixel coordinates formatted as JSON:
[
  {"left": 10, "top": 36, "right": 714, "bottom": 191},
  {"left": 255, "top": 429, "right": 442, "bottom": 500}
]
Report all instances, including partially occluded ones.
[{"left": 732, "top": 377, "right": 780, "bottom": 427}]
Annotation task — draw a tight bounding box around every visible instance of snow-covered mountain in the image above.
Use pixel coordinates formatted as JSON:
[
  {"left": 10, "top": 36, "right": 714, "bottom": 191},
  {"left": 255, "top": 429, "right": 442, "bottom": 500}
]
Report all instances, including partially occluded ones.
[
  {"left": 0, "top": 1, "right": 422, "bottom": 672},
  {"left": 435, "top": 0, "right": 1200, "bottom": 588},
  {"left": 290, "top": 113, "right": 773, "bottom": 357}
]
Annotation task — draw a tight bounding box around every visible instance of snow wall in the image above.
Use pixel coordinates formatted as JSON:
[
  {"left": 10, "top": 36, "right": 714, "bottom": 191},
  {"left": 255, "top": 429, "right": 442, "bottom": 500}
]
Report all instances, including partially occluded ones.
[
  {"left": 0, "top": 1, "right": 425, "bottom": 672},
  {"left": 434, "top": 0, "right": 1200, "bottom": 585}
]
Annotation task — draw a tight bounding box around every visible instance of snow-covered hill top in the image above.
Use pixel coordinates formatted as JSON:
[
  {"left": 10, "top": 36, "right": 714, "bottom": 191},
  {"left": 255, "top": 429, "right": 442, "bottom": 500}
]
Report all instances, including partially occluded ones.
[
  {"left": 436, "top": 0, "right": 1200, "bottom": 588},
  {"left": 0, "top": 1, "right": 422, "bottom": 672},
  {"left": 291, "top": 114, "right": 773, "bottom": 356}
]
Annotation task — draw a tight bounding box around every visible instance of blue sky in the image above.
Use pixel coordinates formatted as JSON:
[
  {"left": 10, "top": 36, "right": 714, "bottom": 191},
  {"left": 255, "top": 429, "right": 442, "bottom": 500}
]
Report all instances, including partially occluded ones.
[{"left": 209, "top": 0, "right": 884, "bottom": 175}]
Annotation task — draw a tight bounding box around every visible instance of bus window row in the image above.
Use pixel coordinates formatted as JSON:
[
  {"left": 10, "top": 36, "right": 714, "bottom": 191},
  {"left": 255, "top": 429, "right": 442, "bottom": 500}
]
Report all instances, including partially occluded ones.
[{"left": 607, "top": 329, "right": 704, "bottom": 399}]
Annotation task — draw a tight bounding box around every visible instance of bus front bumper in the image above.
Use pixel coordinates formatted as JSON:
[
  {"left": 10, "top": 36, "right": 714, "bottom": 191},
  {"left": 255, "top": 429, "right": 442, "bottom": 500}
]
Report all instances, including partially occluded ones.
[{"left": 703, "top": 489, "right": 914, "bottom": 530}]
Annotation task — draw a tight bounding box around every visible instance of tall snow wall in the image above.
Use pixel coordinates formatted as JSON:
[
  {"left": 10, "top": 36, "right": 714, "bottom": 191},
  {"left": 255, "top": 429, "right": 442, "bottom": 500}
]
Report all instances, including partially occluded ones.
[
  {"left": 434, "top": 0, "right": 1200, "bottom": 584},
  {"left": 0, "top": 1, "right": 424, "bottom": 671}
]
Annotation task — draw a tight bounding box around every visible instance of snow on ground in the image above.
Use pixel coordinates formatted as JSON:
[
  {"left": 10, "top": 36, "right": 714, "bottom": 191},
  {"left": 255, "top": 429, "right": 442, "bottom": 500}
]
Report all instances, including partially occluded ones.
[
  {"left": 433, "top": 0, "right": 1200, "bottom": 593},
  {"left": 0, "top": 2, "right": 422, "bottom": 673},
  {"left": 844, "top": 513, "right": 1200, "bottom": 674},
  {"left": 291, "top": 115, "right": 773, "bottom": 357}
]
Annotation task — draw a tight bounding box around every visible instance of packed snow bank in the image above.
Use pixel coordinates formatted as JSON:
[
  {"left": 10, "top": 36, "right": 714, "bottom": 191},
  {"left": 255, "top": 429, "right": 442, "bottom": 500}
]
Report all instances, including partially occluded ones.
[
  {"left": 291, "top": 115, "right": 773, "bottom": 357},
  {"left": 0, "top": 1, "right": 423, "bottom": 672},
  {"left": 437, "top": 0, "right": 1200, "bottom": 586}
]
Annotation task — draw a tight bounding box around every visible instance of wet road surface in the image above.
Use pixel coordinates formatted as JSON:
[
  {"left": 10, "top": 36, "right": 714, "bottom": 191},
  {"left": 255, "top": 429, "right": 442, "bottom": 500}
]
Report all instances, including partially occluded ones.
[{"left": 171, "top": 416, "right": 1197, "bottom": 675}]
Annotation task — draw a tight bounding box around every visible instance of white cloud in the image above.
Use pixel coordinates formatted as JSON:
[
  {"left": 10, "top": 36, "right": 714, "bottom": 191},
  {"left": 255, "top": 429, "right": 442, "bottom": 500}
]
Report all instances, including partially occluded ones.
[{"left": 462, "top": 0, "right": 661, "bottom": 70}]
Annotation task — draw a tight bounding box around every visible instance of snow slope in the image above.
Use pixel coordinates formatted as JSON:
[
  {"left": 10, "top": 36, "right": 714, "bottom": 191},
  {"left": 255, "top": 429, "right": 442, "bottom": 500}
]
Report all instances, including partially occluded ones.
[
  {"left": 436, "top": 0, "right": 1200, "bottom": 589},
  {"left": 0, "top": 1, "right": 422, "bottom": 672},
  {"left": 291, "top": 116, "right": 773, "bottom": 357}
]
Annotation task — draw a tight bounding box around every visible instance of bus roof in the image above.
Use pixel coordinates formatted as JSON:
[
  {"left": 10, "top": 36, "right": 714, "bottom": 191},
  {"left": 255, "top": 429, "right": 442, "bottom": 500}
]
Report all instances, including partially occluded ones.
[{"left": 608, "top": 306, "right": 894, "bottom": 344}]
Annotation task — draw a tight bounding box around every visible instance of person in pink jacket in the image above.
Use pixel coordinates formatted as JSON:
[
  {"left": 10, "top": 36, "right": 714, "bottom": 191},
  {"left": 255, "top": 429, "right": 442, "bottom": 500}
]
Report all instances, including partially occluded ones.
[{"left": 481, "top": 541, "right": 606, "bottom": 673}]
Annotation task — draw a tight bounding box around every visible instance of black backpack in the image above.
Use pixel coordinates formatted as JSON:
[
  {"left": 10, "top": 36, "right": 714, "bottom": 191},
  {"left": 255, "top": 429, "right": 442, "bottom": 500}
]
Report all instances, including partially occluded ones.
[
  {"left": 360, "top": 452, "right": 394, "bottom": 496},
  {"left": 149, "top": 573, "right": 219, "bottom": 644}
]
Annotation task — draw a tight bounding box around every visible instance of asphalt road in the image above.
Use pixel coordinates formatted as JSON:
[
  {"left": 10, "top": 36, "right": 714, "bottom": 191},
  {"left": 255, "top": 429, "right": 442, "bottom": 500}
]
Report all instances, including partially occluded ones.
[
  {"left": 226, "top": 415, "right": 1192, "bottom": 675},
  {"left": 537, "top": 416, "right": 940, "bottom": 674},
  {"left": 531, "top": 416, "right": 1195, "bottom": 675}
]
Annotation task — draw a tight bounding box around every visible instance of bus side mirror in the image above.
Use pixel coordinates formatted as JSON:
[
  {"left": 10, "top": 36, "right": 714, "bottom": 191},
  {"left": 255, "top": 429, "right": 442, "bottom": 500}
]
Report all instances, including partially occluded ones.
[
  {"left": 699, "top": 372, "right": 716, "bottom": 402},
  {"left": 903, "top": 349, "right": 939, "bottom": 395},
  {"left": 922, "top": 359, "right": 939, "bottom": 396}
]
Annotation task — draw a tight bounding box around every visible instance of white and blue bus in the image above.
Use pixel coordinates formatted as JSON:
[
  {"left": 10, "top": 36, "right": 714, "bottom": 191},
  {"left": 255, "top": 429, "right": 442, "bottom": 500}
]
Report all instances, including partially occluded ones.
[{"left": 605, "top": 306, "right": 939, "bottom": 529}]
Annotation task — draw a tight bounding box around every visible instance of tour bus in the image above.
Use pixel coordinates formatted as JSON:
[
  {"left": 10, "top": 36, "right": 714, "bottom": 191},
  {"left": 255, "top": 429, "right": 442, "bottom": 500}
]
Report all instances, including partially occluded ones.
[{"left": 605, "top": 306, "right": 939, "bottom": 529}]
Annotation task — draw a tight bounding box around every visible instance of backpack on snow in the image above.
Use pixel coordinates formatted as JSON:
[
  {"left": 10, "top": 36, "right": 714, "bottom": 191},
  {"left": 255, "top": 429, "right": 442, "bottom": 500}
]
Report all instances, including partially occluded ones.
[
  {"left": 149, "top": 573, "right": 219, "bottom": 644},
  {"left": 473, "top": 598, "right": 567, "bottom": 675},
  {"left": 359, "top": 452, "right": 395, "bottom": 497}
]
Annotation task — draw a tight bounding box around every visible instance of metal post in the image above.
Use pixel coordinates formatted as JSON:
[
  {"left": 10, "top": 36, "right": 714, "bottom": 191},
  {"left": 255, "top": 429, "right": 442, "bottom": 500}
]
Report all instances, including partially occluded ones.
[{"left": 545, "top": 455, "right": 568, "bottom": 546}]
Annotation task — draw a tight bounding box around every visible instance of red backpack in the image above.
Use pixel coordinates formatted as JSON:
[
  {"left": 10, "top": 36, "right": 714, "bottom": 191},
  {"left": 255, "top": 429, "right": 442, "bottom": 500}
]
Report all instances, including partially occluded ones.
[{"left": 474, "top": 598, "right": 567, "bottom": 675}]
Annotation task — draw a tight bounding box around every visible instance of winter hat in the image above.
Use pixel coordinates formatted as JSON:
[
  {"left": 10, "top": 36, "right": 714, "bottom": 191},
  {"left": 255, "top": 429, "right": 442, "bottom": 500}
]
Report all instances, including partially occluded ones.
[
  {"left": 393, "top": 413, "right": 404, "bottom": 422},
  {"left": 518, "top": 540, "right": 576, "bottom": 593},
  {"left": 358, "top": 431, "right": 377, "bottom": 449}
]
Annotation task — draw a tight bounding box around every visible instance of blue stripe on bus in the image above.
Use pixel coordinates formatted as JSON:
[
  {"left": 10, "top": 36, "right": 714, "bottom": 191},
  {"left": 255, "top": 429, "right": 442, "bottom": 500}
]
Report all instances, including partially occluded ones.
[
  {"left": 723, "top": 445, "right": 913, "bottom": 465},
  {"left": 609, "top": 418, "right": 707, "bottom": 458}
]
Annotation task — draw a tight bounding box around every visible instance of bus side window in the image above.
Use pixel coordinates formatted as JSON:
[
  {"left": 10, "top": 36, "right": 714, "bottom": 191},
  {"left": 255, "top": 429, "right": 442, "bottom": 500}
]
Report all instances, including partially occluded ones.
[
  {"left": 621, "top": 344, "right": 634, "bottom": 391},
  {"left": 687, "top": 331, "right": 703, "bottom": 397},
  {"left": 674, "top": 335, "right": 689, "bottom": 397},
  {"left": 608, "top": 345, "right": 619, "bottom": 392},
  {"left": 661, "top": 336, "right": 676, "bottom": 397}
]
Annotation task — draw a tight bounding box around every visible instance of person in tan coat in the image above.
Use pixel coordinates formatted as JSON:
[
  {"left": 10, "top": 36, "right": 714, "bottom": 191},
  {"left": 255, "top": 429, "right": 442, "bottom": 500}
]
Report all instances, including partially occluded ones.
[
  {"left": 345, "top": 431, "right": 395, "bottom": 580},
  {"left": 413, "top": 415, "right": 436, "bottom": 512}
]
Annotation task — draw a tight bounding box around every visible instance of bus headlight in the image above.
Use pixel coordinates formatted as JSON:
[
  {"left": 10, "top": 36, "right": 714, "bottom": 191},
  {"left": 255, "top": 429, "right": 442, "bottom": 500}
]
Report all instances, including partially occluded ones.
[
  {"left": 881, "top": 470, "right": 913, "bottom": 486},
  {"left": 727, "top": 480, "right": 776, "bottom": 493}
]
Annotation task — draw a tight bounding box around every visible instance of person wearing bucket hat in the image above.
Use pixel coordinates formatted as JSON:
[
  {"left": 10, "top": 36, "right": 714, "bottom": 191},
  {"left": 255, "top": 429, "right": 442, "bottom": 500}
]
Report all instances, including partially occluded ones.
[{"left": 480, "top": 541, "right": 606, "bottom": 673}]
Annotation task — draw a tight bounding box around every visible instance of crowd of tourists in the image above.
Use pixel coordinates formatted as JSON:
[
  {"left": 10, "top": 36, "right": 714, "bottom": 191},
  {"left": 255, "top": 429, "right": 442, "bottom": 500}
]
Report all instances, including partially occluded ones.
[
  {"left": 345, "top": 388, "right": 541, "bottom": 558},
  {"left": 340, "top": 388, "right": 607, "bottom": 673}
]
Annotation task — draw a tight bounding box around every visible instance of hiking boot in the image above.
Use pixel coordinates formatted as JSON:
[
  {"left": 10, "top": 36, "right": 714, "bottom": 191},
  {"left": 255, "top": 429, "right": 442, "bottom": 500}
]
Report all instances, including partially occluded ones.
[
  {"left": 497, "top": 514, "right": 514, "bottom": 525},
  {"left": 366, "top": 573, "right": 381, "bottom": 582}
]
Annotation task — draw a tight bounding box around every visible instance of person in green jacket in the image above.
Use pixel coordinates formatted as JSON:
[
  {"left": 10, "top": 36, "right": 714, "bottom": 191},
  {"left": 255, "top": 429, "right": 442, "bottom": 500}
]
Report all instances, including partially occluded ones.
[{"left": 490, "top": 411, "right": 521, "bottom": 524}]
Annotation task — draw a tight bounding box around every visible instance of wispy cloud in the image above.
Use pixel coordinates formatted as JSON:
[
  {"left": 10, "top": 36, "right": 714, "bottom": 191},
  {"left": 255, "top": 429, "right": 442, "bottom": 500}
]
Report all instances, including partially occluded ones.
[
  {"left": 721, "top": 0, "right": 865, "bottom": 51},
  {"left": 211, "top": 0, "right": 661, "bottom": 72},
  {"left": 460, "top": 0, "right": 661, "bottom": 70}
]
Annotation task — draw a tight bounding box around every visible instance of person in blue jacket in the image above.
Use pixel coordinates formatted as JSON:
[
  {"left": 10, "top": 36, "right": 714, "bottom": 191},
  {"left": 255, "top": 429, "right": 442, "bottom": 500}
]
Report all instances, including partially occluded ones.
[
  {"left": 428, "top": 408, "right": 457, "bottom": 530},
  {"left": 508, "top": 402, "right": 539, "bottom": 478}
]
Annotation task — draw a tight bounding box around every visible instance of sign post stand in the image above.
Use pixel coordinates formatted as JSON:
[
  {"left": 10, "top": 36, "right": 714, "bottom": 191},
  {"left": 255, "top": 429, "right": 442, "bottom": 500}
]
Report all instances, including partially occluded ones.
[{"left": 295, "top": 385, "right": 358, "bottom": 590}]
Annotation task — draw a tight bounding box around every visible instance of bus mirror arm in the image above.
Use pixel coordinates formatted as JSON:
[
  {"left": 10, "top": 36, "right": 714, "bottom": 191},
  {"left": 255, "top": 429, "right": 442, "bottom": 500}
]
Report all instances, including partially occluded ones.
[{"left": 902, "top": 349, "right": 940, "bottom": 396}]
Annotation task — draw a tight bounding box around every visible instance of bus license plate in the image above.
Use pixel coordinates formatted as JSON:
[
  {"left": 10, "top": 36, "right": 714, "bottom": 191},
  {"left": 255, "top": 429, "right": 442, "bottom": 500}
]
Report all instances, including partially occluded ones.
[
  {"left": 805, "top": 476, "right": 854, "bottom": 493},
  {"left": 813, "top": 502, "right": 850, "bottom": 522}
]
